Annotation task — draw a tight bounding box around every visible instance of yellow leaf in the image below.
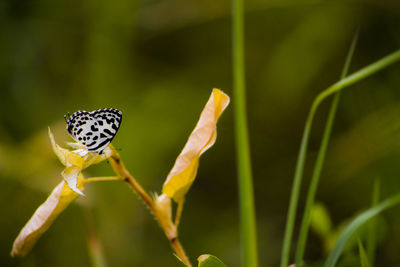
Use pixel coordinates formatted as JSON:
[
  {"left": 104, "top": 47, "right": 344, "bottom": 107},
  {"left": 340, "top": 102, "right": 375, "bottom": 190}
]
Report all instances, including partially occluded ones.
[
  {"left": 154, "top": 193, "right": 176, "bottom": 239},
  {"left": 83, "top": 146, "right": 113, "bottom": 168},
  {"left": 162, "top": 89, "right": 230, "bottom": 202},
  {"left": 155, "top": 193, "right": 173, "bottom": 220},
  {"left": 48, "top": 127, "right": 112, "bottom": 194},
  {"left": 48, "top": 127, "right": 70, "bottom": 166},
  {"left": 49, "top": 127, "right": 84, "bottom": 168},
  {"left": 62, "top": 166, "right": 84, "bottom": 195},
  {"left": 11, "top": 176, "right": 84, "bottom": 257}
]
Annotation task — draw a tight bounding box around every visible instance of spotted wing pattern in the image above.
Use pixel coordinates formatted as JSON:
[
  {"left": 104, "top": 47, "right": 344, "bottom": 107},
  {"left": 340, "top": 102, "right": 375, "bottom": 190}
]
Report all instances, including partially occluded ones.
[{"left": 66, "top": 108, "right": 122, "bottom": 153}]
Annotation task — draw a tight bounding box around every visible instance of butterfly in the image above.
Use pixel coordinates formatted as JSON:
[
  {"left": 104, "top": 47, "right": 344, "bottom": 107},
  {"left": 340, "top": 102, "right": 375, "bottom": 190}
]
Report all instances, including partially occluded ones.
[{"left": 64, "top": 108, "right": 122, "bottom": 155}]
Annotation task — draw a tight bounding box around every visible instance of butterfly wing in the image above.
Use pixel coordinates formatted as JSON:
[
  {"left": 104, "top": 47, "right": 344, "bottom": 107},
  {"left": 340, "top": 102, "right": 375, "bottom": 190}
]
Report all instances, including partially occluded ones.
[
  {"left": 88, "top": 108, "right": 122, "bottom": 153},
  {"left": 65, "top": 108, "right": 122, "bottom": 154},
  {"left": 66, "top": 110, "right": 96, "bottom": 144}
]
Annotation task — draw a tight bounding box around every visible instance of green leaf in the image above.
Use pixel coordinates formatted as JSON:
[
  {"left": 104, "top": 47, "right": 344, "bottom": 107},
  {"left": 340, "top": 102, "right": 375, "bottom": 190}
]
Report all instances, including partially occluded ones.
[
  {"left": 324, "top": 193, "right": 400, "bottom": 267},
  {"left": 358, "top": 238, "right": 371, "bottom": 267},
  {"left": 197, "top": 254, "right": 227, "bottom": 267}
]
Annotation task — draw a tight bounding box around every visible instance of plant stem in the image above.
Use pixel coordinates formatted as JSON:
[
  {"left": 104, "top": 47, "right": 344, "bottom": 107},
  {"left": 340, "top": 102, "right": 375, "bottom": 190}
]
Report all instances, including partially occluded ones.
[
  {"left": 83, "top": 176, "right": 121, "bottom": 184},
  {"left": 367, "top": 178, "right": 380, "bottom": 266},
  {"left": 174, "top": 198, "right": 185, "bottom": 229},
  {"left": 232, "top": 0, "right": 258, "bottom": 265},
  {"left": 108, "top": 147, "right": 192, "bottom": 267}
]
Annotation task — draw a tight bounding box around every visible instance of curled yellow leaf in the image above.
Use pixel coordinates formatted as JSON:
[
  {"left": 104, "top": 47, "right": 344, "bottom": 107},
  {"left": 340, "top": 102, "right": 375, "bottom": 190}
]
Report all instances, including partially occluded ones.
[
  {"left": 11, "top": 176, "right": 84, "bottom": 257},
  {"left": 48, "top": 127, "right": 72, "bottom": 167},
  {"left": 83, "top": 146, "right": 112, "bottom": 168},
  {"left": 154, "top": 193, "right": 176, "bottom": 239},
  {"left": 62, "top": 166, "right": 84, "bottom": 195},
  {"left": 162, "top": 89, "right": 230, "bottom": 202},
  {"left": 48, "top": 128, "right": 112, "bottom": 194}
]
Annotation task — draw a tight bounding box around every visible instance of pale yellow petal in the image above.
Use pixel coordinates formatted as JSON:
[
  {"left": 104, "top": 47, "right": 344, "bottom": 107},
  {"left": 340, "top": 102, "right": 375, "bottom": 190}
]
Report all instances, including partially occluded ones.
[
  {"left": 83, "top": 146, "right": 112, "bottom": 168},
  {"left": 62, "top": 166, "right": 84, "bottom": 195},
  {"left": 48, "top": 127, "right": 69, "bottom": 166},
  {"left": 48, "top": 127, "right": 84, "bottom": 168},
  {"left": 162, "top": 89, "right": 230, "bottom": 201},
  {"left": 11, "top": 176, "right": 84, "bottom": 257}
]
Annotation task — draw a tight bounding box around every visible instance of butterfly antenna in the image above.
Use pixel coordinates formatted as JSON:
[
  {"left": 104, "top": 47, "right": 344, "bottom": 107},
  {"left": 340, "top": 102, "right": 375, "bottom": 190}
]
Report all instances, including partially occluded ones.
[{"left": 64, "top": 112, "right": 70, "bottom": 123}]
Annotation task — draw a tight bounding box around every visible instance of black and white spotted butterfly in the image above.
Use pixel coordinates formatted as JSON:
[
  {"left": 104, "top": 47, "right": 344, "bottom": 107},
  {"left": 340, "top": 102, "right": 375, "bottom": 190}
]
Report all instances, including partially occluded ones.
[{"left": 64, "top": 108, "right": 122, "bottom": 155}]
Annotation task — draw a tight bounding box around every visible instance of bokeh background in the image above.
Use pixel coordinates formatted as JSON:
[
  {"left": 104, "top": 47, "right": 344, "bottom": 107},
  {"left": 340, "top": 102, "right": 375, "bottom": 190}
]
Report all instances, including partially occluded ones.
[{"left": 2, "top": 0, "right": 400, "bottom": 266}]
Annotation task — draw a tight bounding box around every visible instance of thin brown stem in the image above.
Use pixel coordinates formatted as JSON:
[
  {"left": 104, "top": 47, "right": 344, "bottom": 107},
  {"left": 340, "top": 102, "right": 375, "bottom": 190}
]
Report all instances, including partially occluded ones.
[
  {"left": 171, "top": 236, "right": 191, "bottom": 265},
  {"left": 83, "top": 176, "right": 120, "bottom": 184},
  {"left": 108, "top": 146, "right": 192, "bottom": 267}
]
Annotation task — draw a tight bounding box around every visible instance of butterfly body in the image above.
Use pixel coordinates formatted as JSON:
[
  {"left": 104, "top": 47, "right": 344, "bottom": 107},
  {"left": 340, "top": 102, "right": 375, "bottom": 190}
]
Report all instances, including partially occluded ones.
[{"left": 65, "top": 108, "right": 122, "bottom": 154}]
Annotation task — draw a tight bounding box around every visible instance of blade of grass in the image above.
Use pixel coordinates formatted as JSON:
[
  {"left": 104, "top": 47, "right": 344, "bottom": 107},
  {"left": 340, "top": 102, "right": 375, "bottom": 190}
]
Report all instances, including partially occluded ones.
[
  {"left": 294, "top": 32, "right": 359, "bottom": 266},
  {"left": 232, "top": 0, "right": 258, "bottom": 266},
  {"left": 280, "top": 48, "right": 400, "bottom": 267},
  {"left": 366, "top": 179, "right": 380, "bottom": 266},
  {"left": 358, "top": 238, "right": 371, "bottom": 267},
  {"left": 324, "top": 193, "right": 400, "bottom": 267}
]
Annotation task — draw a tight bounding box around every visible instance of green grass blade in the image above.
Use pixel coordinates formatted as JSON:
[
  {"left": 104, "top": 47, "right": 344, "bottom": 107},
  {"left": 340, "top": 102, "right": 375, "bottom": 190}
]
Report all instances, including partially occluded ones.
[
  {"left": 294, "top": 32, "right": 359, "bottom": 266},
  {"left": 232, "top": 0, "right": 258, "bottom": 266},
  {"left": 366, "top": 179, "right": 380, "bottom": 266},
  {"left": 324, "top": 193, "right": 400, "bottom": 267},
  {"left": 313, "top": 49, "right": 400, "bottom": 107},
  {"left": 358, "top": 239, "right": 371, "bottom": 267},
  {"left": 280, "top": 48, "right": 400, "bottom": 267},
  {"left": 280, "top": 118, "right": 312, "bottom": 267}
]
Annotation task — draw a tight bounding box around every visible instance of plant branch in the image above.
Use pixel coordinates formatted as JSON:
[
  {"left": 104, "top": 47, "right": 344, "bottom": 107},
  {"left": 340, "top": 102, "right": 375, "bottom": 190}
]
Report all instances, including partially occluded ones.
[
  {"left": 108, "top": 146, "right": 192, "bottom": 267},
  {"left": 232, "top": 0, "right": 259, "bottom": 265},
  {"left": 174, "top": 198, "right": 185, "bottom": 229},
  {"left": 83, "top": 176, "right": 121, "bottom": 184}
]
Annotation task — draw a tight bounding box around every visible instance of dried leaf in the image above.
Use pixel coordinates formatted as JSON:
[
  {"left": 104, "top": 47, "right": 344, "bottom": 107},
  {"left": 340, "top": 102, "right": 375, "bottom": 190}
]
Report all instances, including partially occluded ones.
[
  {"left": 48, "top": 127, "right": 111, "bottom": 194},
  {"left": 49, "top": 127, "right": 88, "bottom": 168},
  {"left": 11, "top": 176, "right": 84, "bottom": 257},
  {"left": 154, "top": 193, "right": 176, "bottom": 239},
  {"left": 62, "top": 166, "right": 84, "bottom": 196},
  {"left": 48, "top": 127, "right": 70, "bottom": 166},
  {"left": 162, "top": 89, "right": 230, "bottom": 202},
  {"left": 83, "top": 146, "right": 112, "bottom": 168}
]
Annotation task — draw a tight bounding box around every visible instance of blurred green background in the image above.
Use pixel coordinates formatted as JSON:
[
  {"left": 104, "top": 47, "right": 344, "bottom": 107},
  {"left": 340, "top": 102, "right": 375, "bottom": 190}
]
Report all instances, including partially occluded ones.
[{"left": 2, "top": 0, "right": 400, "bottom": 266}]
